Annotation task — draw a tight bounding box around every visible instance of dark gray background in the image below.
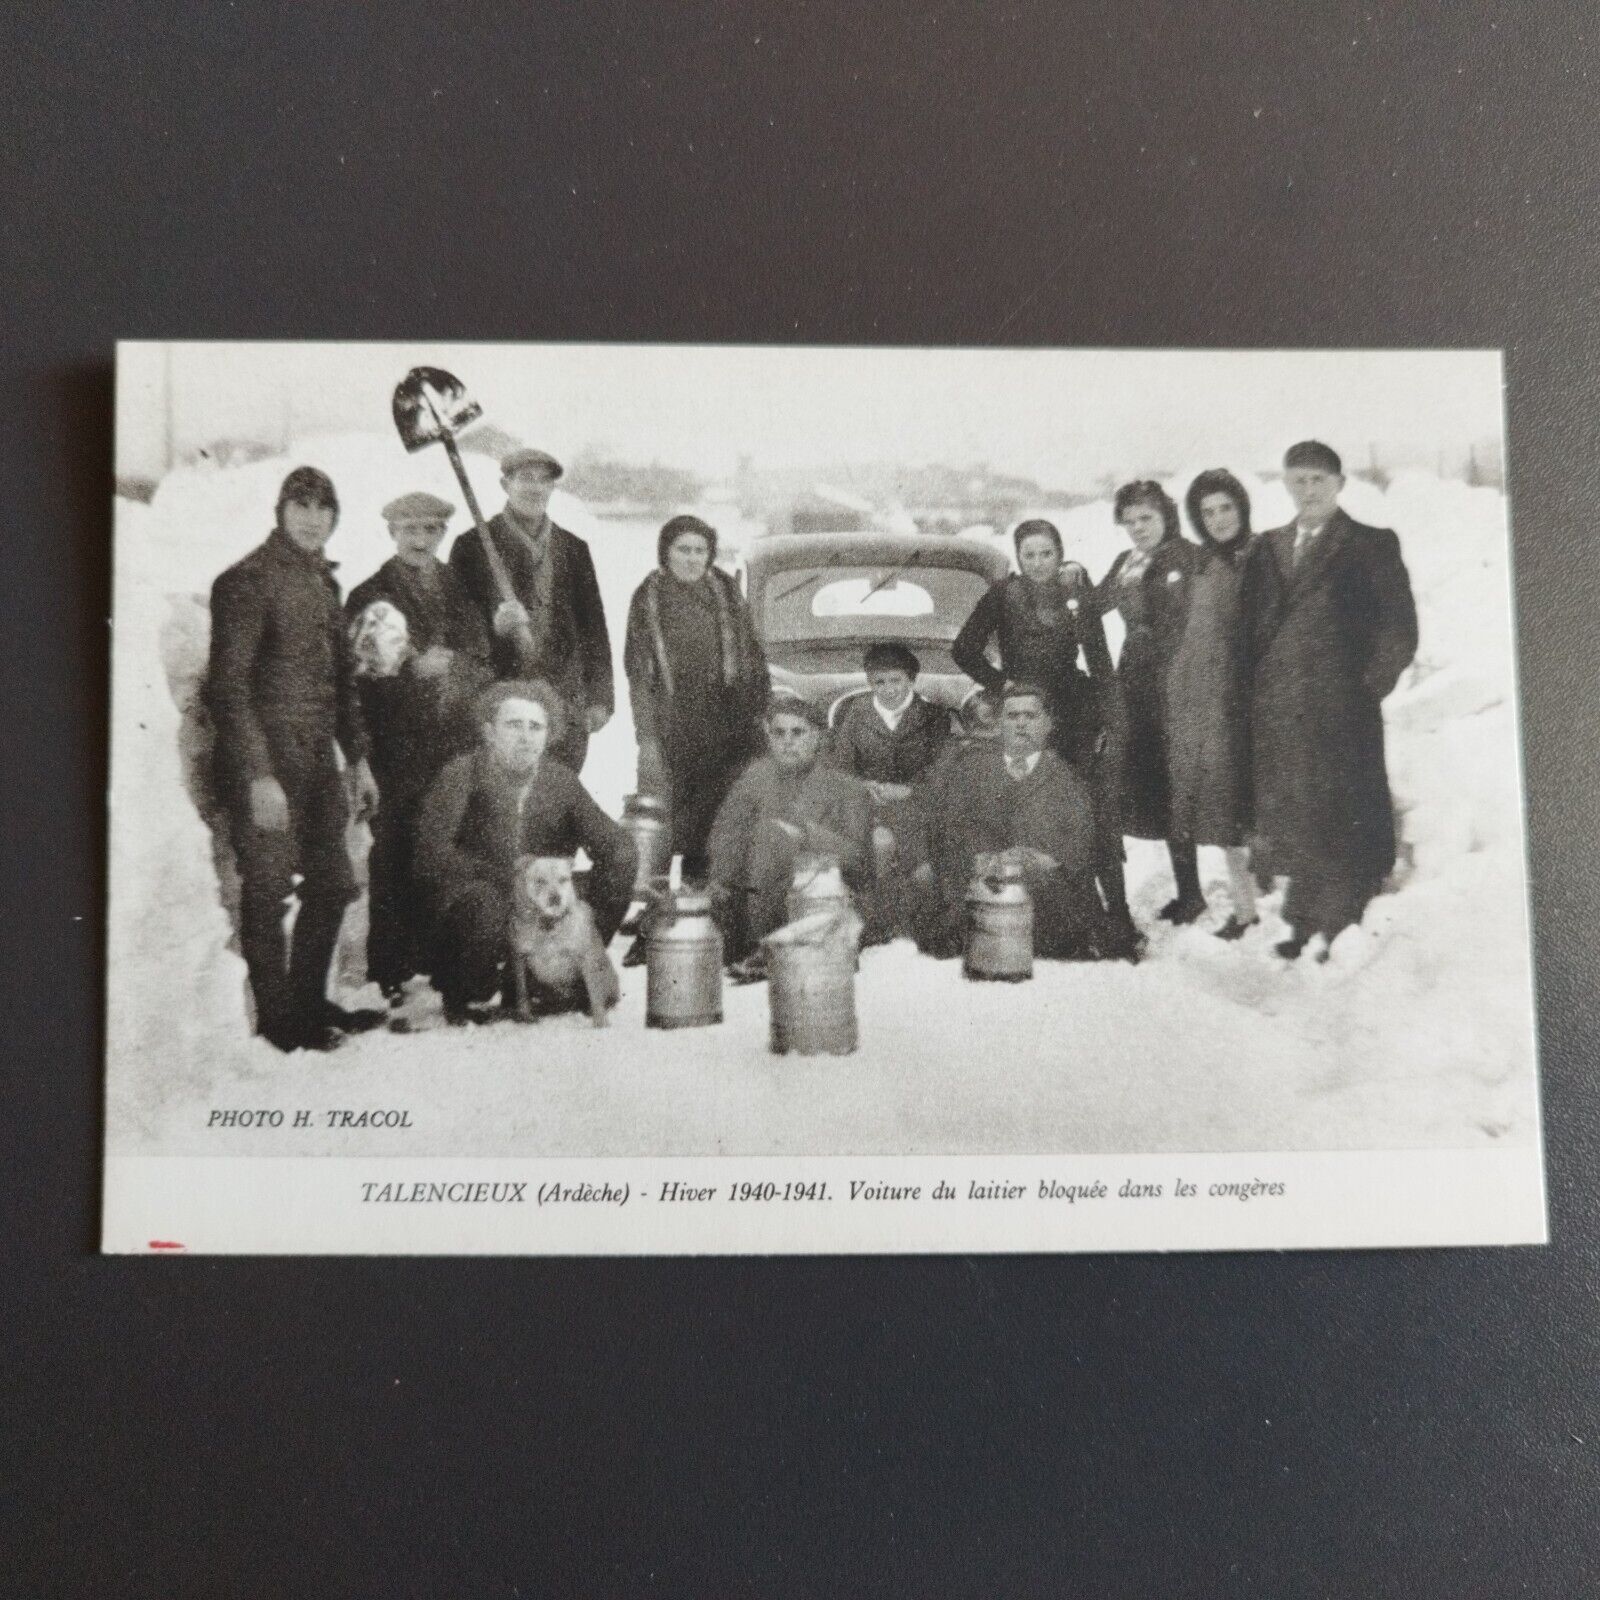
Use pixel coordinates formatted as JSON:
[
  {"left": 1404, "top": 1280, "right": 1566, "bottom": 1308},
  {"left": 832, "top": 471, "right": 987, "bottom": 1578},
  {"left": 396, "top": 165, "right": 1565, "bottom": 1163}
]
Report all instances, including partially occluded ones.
[{"left": 6, "top": 4, "right": 1597, "bottom": 1594}]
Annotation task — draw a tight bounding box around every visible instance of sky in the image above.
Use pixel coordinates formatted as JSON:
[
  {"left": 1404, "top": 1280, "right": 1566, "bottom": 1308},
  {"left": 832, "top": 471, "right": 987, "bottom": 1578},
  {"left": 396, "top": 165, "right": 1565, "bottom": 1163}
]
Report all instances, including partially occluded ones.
[{"left": 118, "top": 341, "right": 1506, "bottom": 490}]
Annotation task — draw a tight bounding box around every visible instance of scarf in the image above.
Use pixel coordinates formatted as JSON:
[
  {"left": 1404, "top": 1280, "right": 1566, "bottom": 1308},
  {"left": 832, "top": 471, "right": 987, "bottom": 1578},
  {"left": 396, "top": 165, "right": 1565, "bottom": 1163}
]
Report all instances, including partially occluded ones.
[
  {"left": 502, "top": 509, "right": 557, "bottom": 659},
  {"left": 644, "top": 566, "right": 740, "bottom": 698}
]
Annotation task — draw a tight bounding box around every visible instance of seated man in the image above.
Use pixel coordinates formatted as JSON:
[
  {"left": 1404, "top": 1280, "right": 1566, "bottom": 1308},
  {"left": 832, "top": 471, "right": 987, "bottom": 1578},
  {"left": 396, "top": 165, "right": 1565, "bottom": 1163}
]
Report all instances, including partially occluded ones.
[
  {"left": 707, "top": 693, "right": 874, "bottom": 972},
  {"left": 828, "top": 642, "right": 952, "bottom": 942},
  {"left": 915, "top": 682, "right": 1113, "bottom": 961},
  {"left": 414, "top": 680, "right": 637, "bottom": 1022}
]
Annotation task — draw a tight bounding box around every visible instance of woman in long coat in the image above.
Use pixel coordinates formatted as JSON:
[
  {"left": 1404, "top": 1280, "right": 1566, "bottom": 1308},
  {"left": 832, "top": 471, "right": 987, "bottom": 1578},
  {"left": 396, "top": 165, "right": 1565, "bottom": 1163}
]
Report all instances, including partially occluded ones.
[
  {"left": 1096, "top": 480, "right": 1203, "bottom": 923},
  {"left": 952, "top": 518, "right": 1133, "bottom": 948},
  {"left": 1165, "top": 469, "right": 1258, "bottom": 938},
  {"left": 624, "top": 514, "right": 770, "bottom": 883}
]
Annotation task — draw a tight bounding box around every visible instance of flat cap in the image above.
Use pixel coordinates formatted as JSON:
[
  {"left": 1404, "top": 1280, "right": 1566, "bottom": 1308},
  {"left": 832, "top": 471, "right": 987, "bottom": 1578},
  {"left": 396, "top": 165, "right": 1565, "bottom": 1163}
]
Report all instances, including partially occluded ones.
[
  {"left": 500, "top": 447, "right": 564, "bottom": 481},
  {"left": 381, "top": 490, "right": 455, "bottom": 524},
  {"left": 1283, "top": 439, "right": 1343, "bottom": 474}
]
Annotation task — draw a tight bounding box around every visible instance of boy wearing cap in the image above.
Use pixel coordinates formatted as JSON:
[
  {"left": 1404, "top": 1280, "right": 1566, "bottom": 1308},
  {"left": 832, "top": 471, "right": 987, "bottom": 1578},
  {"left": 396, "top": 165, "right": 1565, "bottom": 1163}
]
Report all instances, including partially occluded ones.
[
  {"left": 828, "top": 642, "right": 952, "bottom": 940},
  {"left": 346, "top": 492, "right": 493, "bottom": 1005},
  {"left": 447, "top": 447, "right": 614, "bottom": 775},
  {"left": 206, "top": 467, "right": 383, "bottom": 1051},
  {"left": 1243, "top": 440, "right": 1419, "bottom": 957}
]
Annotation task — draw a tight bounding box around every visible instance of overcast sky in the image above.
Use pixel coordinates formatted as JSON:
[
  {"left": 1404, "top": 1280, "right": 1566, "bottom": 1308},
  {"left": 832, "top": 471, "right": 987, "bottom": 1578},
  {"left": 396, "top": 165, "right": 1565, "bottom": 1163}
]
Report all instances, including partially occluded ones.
[{"left": 118, "top": 341, "right": 1505, "bottom": 489}]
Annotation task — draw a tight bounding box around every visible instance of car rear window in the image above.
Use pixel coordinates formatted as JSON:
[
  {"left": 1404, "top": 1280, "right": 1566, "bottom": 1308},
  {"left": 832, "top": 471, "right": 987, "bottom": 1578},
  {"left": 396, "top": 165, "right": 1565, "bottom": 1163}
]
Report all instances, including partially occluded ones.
[{"left": 760, "top": 562, "right": 992, "bottom": 644}]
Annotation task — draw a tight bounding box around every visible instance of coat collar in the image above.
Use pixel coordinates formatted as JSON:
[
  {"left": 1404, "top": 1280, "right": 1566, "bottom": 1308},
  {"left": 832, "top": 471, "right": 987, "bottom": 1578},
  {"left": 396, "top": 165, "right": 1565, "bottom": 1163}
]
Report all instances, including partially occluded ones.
[
  {"left": 1270, "top": 507, "right": 1352, "bottom": 593},
  {"left": 265, "top": 525, "right": 338, "bottom": 577}
]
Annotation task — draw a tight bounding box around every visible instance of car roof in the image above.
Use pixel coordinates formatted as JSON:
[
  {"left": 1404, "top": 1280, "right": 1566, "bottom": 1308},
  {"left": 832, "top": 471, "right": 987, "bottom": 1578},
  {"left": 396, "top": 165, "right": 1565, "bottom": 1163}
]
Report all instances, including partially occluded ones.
[{"left": 745, "top": 530, "right": 1010, "bottom": 581}]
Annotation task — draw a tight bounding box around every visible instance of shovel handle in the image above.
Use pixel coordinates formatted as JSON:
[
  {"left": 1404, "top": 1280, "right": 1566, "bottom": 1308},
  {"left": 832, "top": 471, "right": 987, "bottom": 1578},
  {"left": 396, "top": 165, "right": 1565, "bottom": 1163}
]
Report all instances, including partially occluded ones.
[{"left": 438, "top": 430, "right": 538, "bottom": 670}]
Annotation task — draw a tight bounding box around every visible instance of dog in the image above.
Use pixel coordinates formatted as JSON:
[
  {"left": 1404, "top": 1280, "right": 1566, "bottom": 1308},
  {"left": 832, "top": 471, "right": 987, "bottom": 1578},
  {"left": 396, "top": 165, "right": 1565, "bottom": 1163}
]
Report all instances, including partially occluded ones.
[
  {"left": 348, "top": 599, "right": 411, "bottom": 680},
  {"left": 507, "top": 854, "right": 621, "bottom": 1026}
]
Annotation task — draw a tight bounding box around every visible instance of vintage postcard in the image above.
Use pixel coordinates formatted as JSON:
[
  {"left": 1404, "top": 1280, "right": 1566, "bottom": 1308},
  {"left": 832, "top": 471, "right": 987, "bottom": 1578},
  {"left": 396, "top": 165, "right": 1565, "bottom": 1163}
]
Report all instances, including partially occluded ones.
[{"left": 103, "top": 342, "right": 1544, "bottom": 1254}]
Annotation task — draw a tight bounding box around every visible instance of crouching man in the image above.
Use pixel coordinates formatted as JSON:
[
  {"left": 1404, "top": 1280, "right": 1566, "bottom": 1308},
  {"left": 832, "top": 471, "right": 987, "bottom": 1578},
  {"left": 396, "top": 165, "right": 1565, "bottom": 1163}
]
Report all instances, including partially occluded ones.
[
  {"left": 915, "top": 682, "right": 1113, "bottom": 960},
  {"left": 414, "top": 680, "right": 636, "bottom": 1023},
  {"left": 707, "top": 694, "right": 874, "bottom": 978}
]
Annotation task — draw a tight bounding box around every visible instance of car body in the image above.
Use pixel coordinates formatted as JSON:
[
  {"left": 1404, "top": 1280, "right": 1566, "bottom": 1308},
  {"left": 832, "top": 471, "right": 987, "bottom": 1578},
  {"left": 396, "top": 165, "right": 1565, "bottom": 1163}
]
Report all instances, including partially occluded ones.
[{"left": 744, "top": 530, "right": 1011, "bottom": 729}]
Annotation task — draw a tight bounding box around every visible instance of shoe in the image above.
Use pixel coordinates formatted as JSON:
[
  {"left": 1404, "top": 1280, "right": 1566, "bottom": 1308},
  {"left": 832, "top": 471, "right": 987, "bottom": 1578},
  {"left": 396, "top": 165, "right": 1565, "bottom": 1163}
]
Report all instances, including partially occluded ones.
[
  {"left": 1158, "top": 895, "right": 1207, "bottom": 926},
  {"left": 1274, "top": 931, "right": 1310, "bottom": 960},
  {"left": 319, "top": 1000, "right": 386, "bottom": 1034},
  {"left": 727, "top": 951, "right": 768, "bottom": 986},
  {"left": 621, "top": 934, "right": 648, "bottom": 969},
  {"left": 1101, "top": 910, "right": 1144, "bottom": 962},
  {"left": 1215, "top": 916, "right": 1259, "bottom": 942}
]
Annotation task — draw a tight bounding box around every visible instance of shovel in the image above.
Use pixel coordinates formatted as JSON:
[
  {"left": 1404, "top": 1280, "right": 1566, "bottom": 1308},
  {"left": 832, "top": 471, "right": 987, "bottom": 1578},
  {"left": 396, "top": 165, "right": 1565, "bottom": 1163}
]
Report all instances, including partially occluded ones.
[{"left": 391, "top": 366, "right": 536, "bottom": 671}]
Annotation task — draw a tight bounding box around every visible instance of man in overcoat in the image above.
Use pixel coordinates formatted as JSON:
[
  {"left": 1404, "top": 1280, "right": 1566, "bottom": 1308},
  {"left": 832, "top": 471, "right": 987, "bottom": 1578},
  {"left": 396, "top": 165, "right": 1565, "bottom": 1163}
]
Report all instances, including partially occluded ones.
[
  {"left": 413, "top": 680, "right": 636, "bottom": 1021},
  {"left": 207, "top": 466, "right": 383, "bottom": 1051},
  {"left": 447, "top": 447, "right": 613, "bottom": 774},
  {"left": 707, "top": 694, "right": 875, "bottom": 968},
  {"left": 913, "top": 683, "right": 1111, "bottom": 960},
  {"left": 345, "top": 491, "right": 493, "bottom": 1003},
  {"left": 1243, "top": 440, "right": 1419, "bottom": 956}
]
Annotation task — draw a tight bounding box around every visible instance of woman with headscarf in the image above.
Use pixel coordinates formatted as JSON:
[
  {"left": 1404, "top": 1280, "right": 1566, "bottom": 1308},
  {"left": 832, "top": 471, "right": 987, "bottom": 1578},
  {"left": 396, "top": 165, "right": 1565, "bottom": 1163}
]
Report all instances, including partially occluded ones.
[
  {"left": 952, "top": 517, "right": 1134, "bottom": 949},
  {"left": 1165, "top": 470, "right": 1260, "bottom": 938},
  {"left": 623, "top": 514, "right": 770, "bottom": 885},
  {"left": 1096, "top": 480, "right": 1203, "bottom": 924}
]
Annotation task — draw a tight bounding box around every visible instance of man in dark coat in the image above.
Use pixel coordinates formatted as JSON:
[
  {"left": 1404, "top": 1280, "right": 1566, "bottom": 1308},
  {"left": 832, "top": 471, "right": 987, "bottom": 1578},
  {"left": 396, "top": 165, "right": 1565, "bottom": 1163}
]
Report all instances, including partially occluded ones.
[
  {"left": 447, "top": 447, "right": 613, "bottom": 774},
  {"left": 414, "top": 679, "right": 637, "bottom": 1021},
  {"left": 914, "top": 683, "right": 1111, "bottom": 961},
  {"left": 345, "top": 491, "right": 493, "bottom": 1003},
  {"left": 1243, "top": 440, "right": 1419, "bottom": 956},
  {"left": 206, "top": 466, "right": 383, "bottom": 1051},
  {"left": 707, "top": 694, "right": 874, "bottom": 968},
  {"left": 827, "top": 642, "right": 952, "bottom": 941}
]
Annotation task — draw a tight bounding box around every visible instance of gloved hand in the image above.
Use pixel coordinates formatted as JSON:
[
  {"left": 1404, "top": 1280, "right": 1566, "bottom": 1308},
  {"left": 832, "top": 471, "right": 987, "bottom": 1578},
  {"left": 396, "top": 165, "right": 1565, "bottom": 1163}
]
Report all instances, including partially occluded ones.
[{"left": 492, "top": 599, "right": 531, "bottom": 638}]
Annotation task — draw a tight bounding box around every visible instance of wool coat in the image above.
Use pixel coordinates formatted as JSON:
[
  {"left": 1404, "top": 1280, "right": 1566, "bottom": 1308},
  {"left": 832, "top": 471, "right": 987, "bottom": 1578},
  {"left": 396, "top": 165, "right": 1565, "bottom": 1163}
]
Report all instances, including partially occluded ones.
[
  {"left": 1095, "top": 538, "right": 1198, "bottom": 840},
  {"left": 952, "top": 568, "right": 1119, "bottom": 764},
  {"left": 448, "top": 510, "right": 614, "bottom": 769},
  {"left": 1165, "top": 539, "right": 1255, "bottom": 847},
  {"left": 414, "top": 749, "right": 638, "bottom": 945},
  {"left": 918, "top": 743, "right": 1107, "bottom": 959},
  {"left": 623, "top": 565, "right": 769, "bottom": 861},
  {"left": 1241, "top": 509, "right": 1418, "bottom": 934}
]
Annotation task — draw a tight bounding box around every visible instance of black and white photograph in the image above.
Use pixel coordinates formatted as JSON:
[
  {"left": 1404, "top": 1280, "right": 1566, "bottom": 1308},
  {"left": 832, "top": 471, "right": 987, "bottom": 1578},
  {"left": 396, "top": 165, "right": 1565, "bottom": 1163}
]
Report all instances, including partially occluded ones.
[{"left": 102, "top": 340, "right": 1543, "bottom": 1253}]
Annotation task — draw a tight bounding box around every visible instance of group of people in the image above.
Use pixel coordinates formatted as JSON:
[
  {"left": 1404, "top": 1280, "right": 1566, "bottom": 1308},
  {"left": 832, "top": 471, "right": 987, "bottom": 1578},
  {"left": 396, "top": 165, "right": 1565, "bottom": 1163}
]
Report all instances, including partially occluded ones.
[{"left": 205, "top": 437, "right": 1417, "bottom": 1052}]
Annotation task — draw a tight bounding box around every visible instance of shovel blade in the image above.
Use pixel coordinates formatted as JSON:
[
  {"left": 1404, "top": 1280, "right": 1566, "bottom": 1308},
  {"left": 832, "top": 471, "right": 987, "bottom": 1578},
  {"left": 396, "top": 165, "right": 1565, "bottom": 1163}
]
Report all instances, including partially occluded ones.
[{"left": 392, "top": 366, "right": 484, "bottom": 452}]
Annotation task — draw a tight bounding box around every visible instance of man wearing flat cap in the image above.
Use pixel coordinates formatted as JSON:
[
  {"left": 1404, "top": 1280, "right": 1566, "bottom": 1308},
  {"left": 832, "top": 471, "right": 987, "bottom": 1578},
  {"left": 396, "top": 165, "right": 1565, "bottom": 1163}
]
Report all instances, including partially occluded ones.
[
  {"left": 345, "top": 492, "right": 492, "bottom": 1006},
  {"left": 447, "top": 447, "right": 614, "bottom": 775},
  {"left": 708, "top": 692, "right": 874, "bottom": 968},
  {"left": 1243, "top": 440, "right": 1419, "bottom": 957}
]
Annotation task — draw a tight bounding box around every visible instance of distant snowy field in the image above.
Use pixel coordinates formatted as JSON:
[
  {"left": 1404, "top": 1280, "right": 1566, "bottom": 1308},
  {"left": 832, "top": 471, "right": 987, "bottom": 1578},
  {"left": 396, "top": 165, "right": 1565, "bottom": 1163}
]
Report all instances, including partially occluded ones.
[{"left": 106, "top": 434, "right": 1540, "bottom": 1157}]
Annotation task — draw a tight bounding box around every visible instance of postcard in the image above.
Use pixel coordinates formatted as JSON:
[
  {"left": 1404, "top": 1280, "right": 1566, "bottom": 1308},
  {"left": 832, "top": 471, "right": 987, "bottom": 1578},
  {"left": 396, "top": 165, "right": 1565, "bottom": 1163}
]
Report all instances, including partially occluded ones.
[{"left": 102, "top": 342, "right": 1544, "bottom": 1254}]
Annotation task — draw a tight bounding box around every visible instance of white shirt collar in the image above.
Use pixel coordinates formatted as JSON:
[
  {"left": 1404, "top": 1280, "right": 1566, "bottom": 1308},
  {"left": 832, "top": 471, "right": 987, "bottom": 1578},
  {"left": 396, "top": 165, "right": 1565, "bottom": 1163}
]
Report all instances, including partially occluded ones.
[
  {"left": 1005, "top": 750, "right": 1041, "bottom": 779},
  {"left": 874, "top": 694, "right": 912, "bottom": 731}
]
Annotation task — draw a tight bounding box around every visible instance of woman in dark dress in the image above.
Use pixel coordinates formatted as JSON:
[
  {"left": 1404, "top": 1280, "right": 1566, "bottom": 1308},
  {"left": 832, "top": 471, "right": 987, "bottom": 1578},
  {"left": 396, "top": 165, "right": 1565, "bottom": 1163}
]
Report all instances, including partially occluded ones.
[
  {"left": 1096, "top": 480, "right": 1203, "bottom": 924},
  {"left": 953, "top": 517, "right": 1134, "bottom": 949},
  {"left": 1167, "top": 469, "right": 1260, "bottom": 938},
  {"left": 623, "top": 514, "right": 770, "bottom": 883}
]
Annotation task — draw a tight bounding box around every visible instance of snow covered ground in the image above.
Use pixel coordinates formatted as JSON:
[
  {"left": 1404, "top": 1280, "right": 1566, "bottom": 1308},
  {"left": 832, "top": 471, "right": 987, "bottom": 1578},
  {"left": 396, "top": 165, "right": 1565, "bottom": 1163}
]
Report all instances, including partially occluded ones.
[{"left": 105, "top": 436, "right": 1540, "bottom": 1157}]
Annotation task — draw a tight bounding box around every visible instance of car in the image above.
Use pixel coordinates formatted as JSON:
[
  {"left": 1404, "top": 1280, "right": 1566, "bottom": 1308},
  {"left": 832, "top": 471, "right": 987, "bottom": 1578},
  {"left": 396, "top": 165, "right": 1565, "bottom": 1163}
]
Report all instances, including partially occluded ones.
[{"left": 744, "top": 530, "right": 1012, "bottom": 731}]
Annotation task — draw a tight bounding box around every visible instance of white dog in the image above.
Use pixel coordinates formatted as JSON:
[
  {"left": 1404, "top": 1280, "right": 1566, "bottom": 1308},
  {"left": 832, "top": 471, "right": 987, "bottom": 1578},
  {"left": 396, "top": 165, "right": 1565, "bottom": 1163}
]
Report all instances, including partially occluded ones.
[{"left": 508, "top": 854, "right": 621, "bottom": 1027}]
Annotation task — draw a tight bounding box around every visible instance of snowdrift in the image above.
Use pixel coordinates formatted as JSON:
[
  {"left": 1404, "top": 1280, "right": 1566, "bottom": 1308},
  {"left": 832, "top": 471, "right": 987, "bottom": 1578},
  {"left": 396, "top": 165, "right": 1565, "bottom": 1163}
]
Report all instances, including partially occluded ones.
[{"left": 106, "top": 436, "right": 1539, "bottom": 1157}]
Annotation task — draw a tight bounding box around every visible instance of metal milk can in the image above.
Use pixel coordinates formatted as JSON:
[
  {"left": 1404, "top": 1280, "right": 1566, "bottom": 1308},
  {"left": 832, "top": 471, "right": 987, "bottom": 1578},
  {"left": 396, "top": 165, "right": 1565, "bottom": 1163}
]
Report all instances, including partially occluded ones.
[
  {"left": 785, "top": 853, "right": 851, "bottom": 927},
  {"left": 621, "top": 793, "right": 673, "bottom": 898},
  {"left": 965, "top": 856, "right": 1033, "bottom": 981},
  {"left": 645, "top": 888, "right": 724, "bottom": 1029},
  {"left": 763, "top": 908, "right": 858, "bottom": 1056}
]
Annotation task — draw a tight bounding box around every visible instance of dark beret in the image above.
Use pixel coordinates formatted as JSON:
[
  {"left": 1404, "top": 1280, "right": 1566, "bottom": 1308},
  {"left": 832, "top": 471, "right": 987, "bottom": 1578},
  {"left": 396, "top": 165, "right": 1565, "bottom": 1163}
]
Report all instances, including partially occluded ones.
[{"left": 1283, "top": 439, "right": 1343, "bottom": 474}]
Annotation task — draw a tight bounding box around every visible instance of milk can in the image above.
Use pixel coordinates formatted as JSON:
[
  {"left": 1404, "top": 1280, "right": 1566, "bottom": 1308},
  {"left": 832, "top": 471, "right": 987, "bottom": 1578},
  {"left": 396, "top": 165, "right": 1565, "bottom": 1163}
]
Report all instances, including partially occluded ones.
[
  {"left": 764, "top": 908, "right": 858, "bottom": 1056},
  {"left": 965, "top": 857, "right": 1033, "bottom": 981},
  {"left": 621, "top": 793, "right": 673, "bottom": 898},
  {"left": 645, "top": 888, "right": 724, "bottom": 1029},
  {"left": 785, "top": 853, "right": 851, "bottom": 926}
]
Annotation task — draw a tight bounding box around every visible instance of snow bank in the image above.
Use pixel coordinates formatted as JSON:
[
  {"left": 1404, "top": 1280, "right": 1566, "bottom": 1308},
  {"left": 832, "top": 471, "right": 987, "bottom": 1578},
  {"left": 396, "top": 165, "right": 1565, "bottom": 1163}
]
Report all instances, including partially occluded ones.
[{"left": 106, "top": 438, "right": 1539, "bottom": 1157}]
